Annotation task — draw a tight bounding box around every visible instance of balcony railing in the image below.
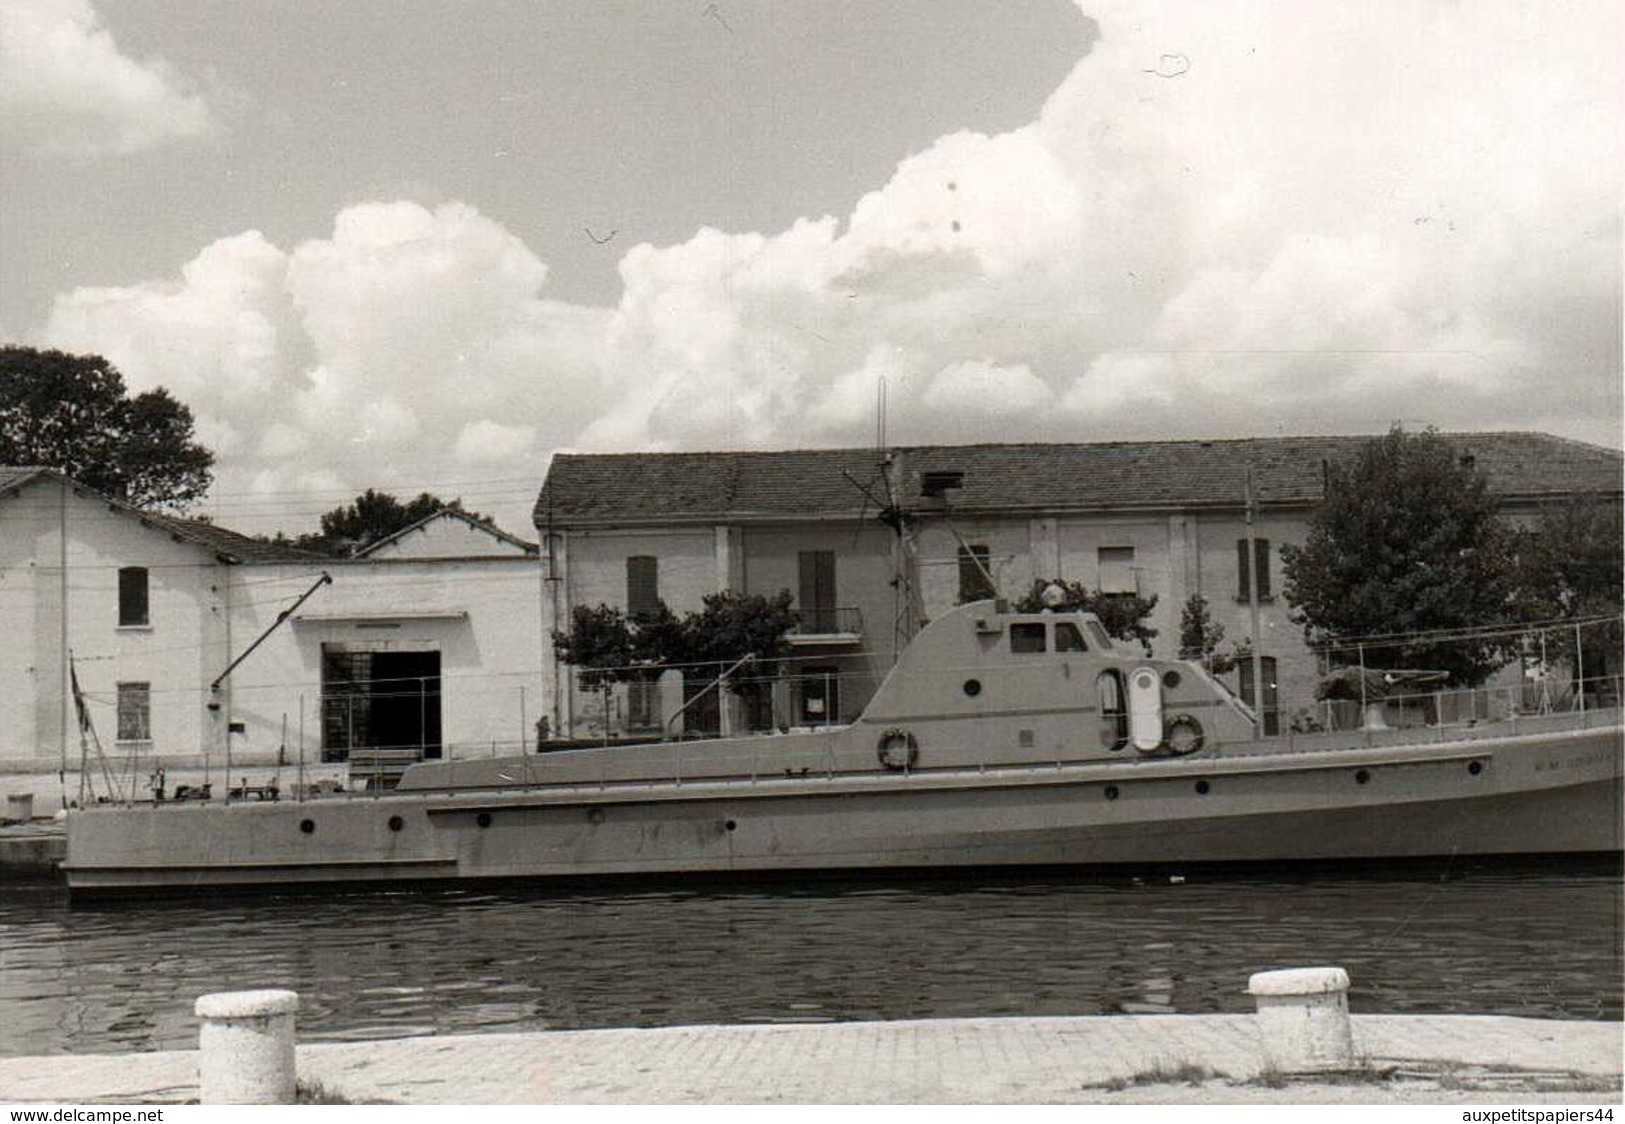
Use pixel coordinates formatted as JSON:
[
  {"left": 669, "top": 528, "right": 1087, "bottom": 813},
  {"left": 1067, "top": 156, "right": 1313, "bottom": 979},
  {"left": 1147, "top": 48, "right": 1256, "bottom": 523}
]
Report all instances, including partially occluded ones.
[{"left": 788, "top": 606, "right": 863, "bottom": 639}]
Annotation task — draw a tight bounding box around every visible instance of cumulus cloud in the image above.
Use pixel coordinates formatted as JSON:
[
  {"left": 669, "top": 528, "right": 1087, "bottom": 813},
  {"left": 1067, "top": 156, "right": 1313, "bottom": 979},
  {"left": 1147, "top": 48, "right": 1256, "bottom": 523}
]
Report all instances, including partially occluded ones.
[
  {"left": 1, "top": 0, "right": 217, "bottom": 156},
  {"left": 38, "top": 0, "right": 1621, "bottom": 533}
]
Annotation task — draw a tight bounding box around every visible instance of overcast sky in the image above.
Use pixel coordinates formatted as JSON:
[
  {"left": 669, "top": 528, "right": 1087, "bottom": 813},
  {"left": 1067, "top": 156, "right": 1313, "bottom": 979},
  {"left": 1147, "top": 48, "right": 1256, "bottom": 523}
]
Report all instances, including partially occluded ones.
[{"left": 3, "top": 0, "right": 1619, "bottom": 537}]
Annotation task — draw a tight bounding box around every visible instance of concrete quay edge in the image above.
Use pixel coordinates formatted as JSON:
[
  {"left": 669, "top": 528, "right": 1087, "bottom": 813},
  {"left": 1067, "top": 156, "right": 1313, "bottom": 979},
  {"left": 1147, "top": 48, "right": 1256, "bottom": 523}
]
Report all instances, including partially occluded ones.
[{"left": 1, "top": 1013, "right": 1619, "bottom": 1105}]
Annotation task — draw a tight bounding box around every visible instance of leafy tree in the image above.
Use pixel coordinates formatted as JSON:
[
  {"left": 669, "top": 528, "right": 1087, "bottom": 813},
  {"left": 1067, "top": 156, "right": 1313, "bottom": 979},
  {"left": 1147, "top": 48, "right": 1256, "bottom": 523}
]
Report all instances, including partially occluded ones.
[
  {"left": 551, "top": 604, "right": 639, "bottom": 691},
  {"left": 1013, "top": 579, "right": 1159, "bottom": 654},
  {"left": 1512, "top": 496, "right": 1623, "bottom": 695},
  {"left": 672, "top": 590, "right": 798, "bottom": 693},
  {"left": 553, "top": 590, "right": 799, "bottom": 727},
  {"left": 0, "top": 346, "right": 213, "bottom": 510},
  {"left": 292, "top": 489, "right": 496, "bottom": 556},
  {"left": 1177, "top": 593, "right": 1237, "bottom": 673},
  {"left": 1280, "top": 426, "right": 1516, "bottom": 686}
]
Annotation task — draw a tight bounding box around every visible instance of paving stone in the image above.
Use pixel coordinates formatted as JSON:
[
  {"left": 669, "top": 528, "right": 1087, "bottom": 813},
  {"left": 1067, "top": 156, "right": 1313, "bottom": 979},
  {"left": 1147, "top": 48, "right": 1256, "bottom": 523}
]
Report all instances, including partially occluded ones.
[{"left": 1, "top": 1015, "right": 1618, "bottom": 1105}]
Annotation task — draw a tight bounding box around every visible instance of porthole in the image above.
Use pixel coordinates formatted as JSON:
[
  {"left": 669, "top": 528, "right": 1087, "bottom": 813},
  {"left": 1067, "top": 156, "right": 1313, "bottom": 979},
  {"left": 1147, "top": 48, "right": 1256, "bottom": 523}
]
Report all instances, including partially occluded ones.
[
  {"left": 1104, "top": 785, "right": 1120, "bottom": 801},
  {"left": 724, "top": 819, "right": 738, "bottom": 832},
  {"left": 1354, "top": 769, "right": 1370, "bottom": 785},
  {"left": 387, "top": 815, "right": 404, "bottom": 831},
  {"left": 1467, "top": 761, "right": 1483, "bottom": 777},
  {"left": 1162, "top": 670, "right": 1182, "bottom": 689},
  {"left": 299, "top": 818, "right": 315, "bottom": 835},
  {"left": 1194, "top": 779, "right": 1211, "bottom": 795},
  {"left": 963, "top": 678, "right": 982, "bottom": 697},
  {"left": 476, "top": 812, "right": 493, "bottom": 828}
]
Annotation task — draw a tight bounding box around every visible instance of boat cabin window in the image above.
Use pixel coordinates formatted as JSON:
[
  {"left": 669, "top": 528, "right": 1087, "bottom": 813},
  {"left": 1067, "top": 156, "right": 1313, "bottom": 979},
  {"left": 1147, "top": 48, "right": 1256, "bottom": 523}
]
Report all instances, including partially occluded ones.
[
  {"left": 1010, "top": 622, "right": 1047, "bottom": 653},
  {"left": 1084, "top": 620, "right": 1113, "bottom": 650},
  {"left": 1055, "top": 622, "right": 1088, "bottom": 652},
  {"left": 1097, "top": 670, "right": 1129, "bottom": 750}
]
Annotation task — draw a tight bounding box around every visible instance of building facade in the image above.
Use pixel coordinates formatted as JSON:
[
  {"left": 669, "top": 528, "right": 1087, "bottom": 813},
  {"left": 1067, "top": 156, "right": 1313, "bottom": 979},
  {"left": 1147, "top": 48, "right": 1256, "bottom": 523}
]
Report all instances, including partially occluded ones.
[
  {"left": 0, "top": 468, "right": 545, "bottom": 772},
  {"left": 534, "top": 434, "right": 1624, "bottom": 740}
]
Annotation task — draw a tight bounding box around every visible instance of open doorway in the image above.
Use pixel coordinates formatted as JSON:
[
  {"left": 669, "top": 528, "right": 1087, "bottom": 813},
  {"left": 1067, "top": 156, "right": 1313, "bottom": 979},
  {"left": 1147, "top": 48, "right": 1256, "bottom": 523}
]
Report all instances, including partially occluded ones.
[{"left": 321, "top": 645, "right": 442, "bottom": 762}]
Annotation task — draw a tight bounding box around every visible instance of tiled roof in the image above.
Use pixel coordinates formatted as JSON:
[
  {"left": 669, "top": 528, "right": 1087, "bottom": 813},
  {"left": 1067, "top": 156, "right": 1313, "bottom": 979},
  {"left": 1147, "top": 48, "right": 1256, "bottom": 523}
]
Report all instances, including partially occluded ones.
[
  {"left": 149, "top": 516, "right": 326, "bottom": 563},
  {"left": 0, "top": 465, "right": 320, "bottom": 563},
  {"left": 536, "top": 432, "right": 1623, "bottom": 526},
  {"left": 0, "top": 466, "right": 48, "bottom": 494}
]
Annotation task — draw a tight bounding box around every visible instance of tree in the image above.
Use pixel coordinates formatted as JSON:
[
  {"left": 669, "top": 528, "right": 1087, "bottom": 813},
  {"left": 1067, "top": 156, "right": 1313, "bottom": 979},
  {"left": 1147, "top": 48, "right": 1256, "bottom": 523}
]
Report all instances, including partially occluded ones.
[
  {"left": 553, "top": 590, "right": 799, "bottom": 731},
  {"left": 551, "top": 604, "right": 639, "bottom": 691},
  {"left": 293, "top": 489, "right": 496, "bottom": 556},
  {"left": 1013, "top": 579, "right": 1159, "bottom": 654},
  {"left": 1280, "top": 426, "right": 1516, "bottom": 686},
  {"left": 1511, "top": 496, "right": 1623, "bottom": 696},
  {"left": 672, "top": 590, "right": 799, "bottom": 707},
  {"left": 1177, "top": 593, "right": 1238, "bottom": 674},
  {"left": 0, "top": 346, "right": 213, "bottom": 510}
]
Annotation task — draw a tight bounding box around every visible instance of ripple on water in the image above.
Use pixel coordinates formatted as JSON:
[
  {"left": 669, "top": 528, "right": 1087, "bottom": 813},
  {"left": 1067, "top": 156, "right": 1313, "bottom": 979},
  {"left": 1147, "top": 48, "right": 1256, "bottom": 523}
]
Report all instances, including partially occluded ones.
[{"left": 1, "top": 866, "right": 1618, "bottom": 1054}]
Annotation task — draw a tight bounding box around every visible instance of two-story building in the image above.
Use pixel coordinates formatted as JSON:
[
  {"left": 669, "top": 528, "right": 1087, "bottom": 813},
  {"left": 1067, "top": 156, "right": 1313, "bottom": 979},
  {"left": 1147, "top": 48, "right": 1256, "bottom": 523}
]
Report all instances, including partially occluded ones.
[
  {"left": 533, "top": 433, "right": 1623, "bottom": 741},
  {"left": 0, "top": 468, "right": 544, "bottom": 776}
]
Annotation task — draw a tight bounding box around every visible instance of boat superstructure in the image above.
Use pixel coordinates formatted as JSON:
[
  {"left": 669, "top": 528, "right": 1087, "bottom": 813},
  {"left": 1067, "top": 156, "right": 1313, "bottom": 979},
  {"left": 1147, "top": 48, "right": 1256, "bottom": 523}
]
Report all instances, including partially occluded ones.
[{"left": 63, "top": 600, "right": 1623, "bottom": 896}]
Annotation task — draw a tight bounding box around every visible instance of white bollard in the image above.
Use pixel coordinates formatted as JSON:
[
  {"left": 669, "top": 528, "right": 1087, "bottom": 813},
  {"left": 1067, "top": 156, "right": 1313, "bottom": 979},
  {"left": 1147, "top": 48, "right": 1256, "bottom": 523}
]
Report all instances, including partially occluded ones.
[
  {"left": 1247, "top": 967, "right": 1355, "bottom": 1072},
  {"left": 195, "top": 989, "right": 299, "bottom": 1104}
]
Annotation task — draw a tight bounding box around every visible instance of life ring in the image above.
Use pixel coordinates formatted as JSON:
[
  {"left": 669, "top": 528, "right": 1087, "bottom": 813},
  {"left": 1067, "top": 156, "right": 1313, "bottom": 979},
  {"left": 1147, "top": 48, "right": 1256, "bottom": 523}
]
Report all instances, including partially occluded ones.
[
  {"left": 1161, "top": 714, "right": 1205, "bottom": 756},
  {"left": 877, "top": 728, "right": 919, "bottom": 771}
]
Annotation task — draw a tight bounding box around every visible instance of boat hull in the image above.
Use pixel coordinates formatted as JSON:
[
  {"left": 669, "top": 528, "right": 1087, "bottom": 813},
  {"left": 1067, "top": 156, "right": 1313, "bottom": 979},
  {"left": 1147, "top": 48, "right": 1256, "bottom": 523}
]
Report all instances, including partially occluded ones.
[{"left": 64, "top": 725, "right": 1623, "bottom": 897}]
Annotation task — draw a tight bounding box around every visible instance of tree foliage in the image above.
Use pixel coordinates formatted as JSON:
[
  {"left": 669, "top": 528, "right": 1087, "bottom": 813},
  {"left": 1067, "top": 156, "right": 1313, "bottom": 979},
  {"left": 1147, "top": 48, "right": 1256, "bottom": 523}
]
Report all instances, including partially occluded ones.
[
  {"left": 0, "top": 346, "right": 213, "bottom": 510},
  {"left": 1013, "top": 578, "right": 1159, "bottom": 654},
  {"left": 551, "top": 604, "right": 640, "bottom": 691},
  {"left": 1177, "top": 593, "right": 1238, "bottom": 673},
  {"left": 1512, "top": 496, "right": 1623, "bottom": 682},
  {"left": 1280, "top": 426, "right": 1516, "bottom": 686},
  {"left": 552, "top": 590, "right": 798, "bottom": 698},
  {"left": 287, "top": 489, "right": 496, "bottom": 556}
]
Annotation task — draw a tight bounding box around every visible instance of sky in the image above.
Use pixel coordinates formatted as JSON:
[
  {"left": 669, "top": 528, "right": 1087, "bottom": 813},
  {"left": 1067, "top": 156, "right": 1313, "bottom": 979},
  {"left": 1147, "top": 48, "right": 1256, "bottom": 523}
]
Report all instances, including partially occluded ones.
[{"left": 2, "top": 0, "right": 1620, "bottom": 538}]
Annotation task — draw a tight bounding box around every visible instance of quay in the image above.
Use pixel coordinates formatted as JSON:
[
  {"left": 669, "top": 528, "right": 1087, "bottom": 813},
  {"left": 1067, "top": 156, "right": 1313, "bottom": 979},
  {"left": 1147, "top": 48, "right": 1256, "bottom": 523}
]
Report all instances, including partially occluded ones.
[{"left": 0, "top": 1014, "right": 1619, "bottom": 1105}]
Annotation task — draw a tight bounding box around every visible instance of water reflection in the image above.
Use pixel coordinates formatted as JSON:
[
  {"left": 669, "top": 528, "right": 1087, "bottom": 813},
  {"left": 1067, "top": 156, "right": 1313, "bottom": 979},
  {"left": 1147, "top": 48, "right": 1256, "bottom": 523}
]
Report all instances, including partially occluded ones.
[{"left": 2, "top": 864, "right": 1618, "bottom": 1056}]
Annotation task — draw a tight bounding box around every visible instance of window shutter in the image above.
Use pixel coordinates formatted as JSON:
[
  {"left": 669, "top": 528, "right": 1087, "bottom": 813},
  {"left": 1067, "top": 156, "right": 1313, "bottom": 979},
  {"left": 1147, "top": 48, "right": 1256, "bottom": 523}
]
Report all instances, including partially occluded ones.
[
  {"left": 626, "top": 556, "right": 659, "bottom": 618},
  {"left": 798, "top": 551, "right": 837, "bottom": 632},
  {"left": 1237, "top": 539, "right": 1272, "bottom": 600}
]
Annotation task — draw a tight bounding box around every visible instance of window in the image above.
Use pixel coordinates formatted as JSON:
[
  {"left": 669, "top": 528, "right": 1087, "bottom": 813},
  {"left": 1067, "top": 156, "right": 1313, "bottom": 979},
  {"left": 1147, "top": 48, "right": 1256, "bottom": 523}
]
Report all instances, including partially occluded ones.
[
  {"left": 626, "top": 556, "right": 659, "bottom": 619},
  {"left": 1055, "top": 622, "right": 1088, "bottom": 652},
  {"left": 1238, "top": 656, "right": 1280, "bottom": 736},
  {"left": 1098, "top": 546, "right": 1136, "bottom": 594},
  {"left": 958, "top": 544, "right": 996, "bottom": 603},
  {"left": 1236, "top": 538, "right": 1272, "bottom": 600},
  {"left": 116, "top": 682, "right": 151, "bottom": 742},
  {"left": 798, "top": 550, "right": 837, "bottom": 633},
  {"left": 798, "top": 666, "right": 839, "bottom": 725},
  {"left": 118, "top": 567, "right": 149, "bottom": 627},
  {"left": 1010, "top": 622, "right": 1047, "bottom": 653},
  {"left": 1097, "top": 670, "right": 1128, "bottom": 750}
]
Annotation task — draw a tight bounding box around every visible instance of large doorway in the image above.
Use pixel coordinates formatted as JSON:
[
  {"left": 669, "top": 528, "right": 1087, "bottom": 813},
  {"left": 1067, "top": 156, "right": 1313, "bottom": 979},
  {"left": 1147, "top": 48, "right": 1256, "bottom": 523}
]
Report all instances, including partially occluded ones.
[{"left": 321, "top": 645, "right": 442, "bottom": 762}]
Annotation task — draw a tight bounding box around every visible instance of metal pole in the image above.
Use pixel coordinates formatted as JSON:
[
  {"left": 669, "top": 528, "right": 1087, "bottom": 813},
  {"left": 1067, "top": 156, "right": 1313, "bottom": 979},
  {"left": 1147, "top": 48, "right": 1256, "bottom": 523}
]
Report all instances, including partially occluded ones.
[
  {"left": 1575, "top": 620, "right": 1586, "bottom": 714},
  {"left": 1244, "top": 466, "right": 1266, "bottom": 735}
]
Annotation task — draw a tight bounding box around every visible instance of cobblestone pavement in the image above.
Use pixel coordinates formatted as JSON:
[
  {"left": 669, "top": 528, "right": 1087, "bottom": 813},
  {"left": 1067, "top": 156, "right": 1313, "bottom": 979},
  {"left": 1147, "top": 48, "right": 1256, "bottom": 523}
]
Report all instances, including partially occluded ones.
[{"left": 1, "top": 1015, "right": 1619, "bottom": 1105}]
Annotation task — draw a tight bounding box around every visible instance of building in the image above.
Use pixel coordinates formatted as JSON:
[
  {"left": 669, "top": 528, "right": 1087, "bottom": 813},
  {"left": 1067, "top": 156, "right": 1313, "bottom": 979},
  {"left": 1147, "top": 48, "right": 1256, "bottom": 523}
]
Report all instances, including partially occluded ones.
[
  {"left": 0, "top": 468, "right": 544, "bottom": 773},
  {"left": 533, "top": 433, "right": 1623, "bottom": 740}
]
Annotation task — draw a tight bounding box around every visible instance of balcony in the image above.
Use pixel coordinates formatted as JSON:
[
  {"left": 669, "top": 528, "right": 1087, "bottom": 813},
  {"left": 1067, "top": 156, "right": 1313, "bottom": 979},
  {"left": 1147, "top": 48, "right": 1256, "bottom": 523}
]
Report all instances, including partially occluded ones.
[{"left": 787, "top": 606, "right": 863, "bottom": 645}]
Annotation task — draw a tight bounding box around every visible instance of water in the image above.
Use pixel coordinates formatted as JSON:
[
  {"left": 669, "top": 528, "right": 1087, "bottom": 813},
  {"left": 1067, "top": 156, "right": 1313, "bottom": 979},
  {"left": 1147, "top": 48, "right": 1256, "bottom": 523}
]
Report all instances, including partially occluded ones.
[{"left": 1, "top": 864, "right": 1618, "bottom": 1056}]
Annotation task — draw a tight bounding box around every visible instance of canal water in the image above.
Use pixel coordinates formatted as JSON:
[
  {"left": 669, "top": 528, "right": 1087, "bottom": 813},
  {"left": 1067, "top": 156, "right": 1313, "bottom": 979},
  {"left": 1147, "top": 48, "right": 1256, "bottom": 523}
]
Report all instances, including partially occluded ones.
[{"left": 1, "top": 863, "right": 1618, "bottom": 1056}]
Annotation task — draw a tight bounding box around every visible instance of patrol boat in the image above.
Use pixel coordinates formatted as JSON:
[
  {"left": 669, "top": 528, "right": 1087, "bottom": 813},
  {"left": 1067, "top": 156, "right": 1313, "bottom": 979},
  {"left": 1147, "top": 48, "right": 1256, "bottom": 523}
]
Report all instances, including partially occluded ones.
[{"left": 63, "top": 600, "right": 1623, "bottom": 896}]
